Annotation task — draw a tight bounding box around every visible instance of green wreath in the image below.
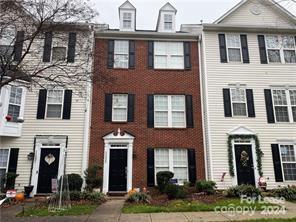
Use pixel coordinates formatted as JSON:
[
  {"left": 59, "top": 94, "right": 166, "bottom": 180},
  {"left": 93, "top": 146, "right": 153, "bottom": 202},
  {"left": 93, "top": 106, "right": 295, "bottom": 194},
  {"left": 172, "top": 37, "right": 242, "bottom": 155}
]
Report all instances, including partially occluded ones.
[{"left": 227, "top": 134, "right": 263, "bottom": 177}]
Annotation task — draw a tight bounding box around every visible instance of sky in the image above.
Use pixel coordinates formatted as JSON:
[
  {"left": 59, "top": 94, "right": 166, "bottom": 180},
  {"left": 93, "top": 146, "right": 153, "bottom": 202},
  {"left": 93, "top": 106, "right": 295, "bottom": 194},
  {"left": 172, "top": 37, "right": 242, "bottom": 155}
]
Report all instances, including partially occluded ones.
[{"left": 90, "top": 0, "right": 296, "bottom": 30}]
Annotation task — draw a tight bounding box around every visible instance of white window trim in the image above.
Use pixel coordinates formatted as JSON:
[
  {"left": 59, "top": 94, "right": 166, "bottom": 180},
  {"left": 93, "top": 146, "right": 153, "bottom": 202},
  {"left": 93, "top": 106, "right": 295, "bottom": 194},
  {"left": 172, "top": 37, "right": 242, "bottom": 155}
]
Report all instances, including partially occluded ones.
[
  {"left": 0, "top": 148, "right": 11, "bottom": 174},
  {"left": 265, "top": 35, "right": 296, "bottom": 64},
  {"left": 154, "top": 148, "right": 189, "bottom": 185},
  {"left": 230, "top": 88, "right": 248, "bottom": 117},
  {"left": 7, "top": 86, "right": 23, "bottom": 121},
  {"left": 164, "top": 14, "right": 173, "bottom": 30},
  {"left": 225, "top": 34, "right": 243, "bottom": 63},
  {"left": 272, "top": 89, "right": 295, "bottom": 123},
  {"left": 154, "top": 95, "right": 186, "bottom": 128},
  {"left": 114, "top": 40, "right": 129, "bottom": 69},
  {"left": 123, "top": 12, "right": 132, "bottom": 29},
  {"left": 48, "top": 33, "right": 68, "bottom": 63},
  {"left": 45, "top": 89, "right": 64, "bottom": 119},
  {"left": 279, "top": 143, "right": 296, "bottom": 181},
  {"left": 112, "top": 94, "right": 128, "bottom": 122}
]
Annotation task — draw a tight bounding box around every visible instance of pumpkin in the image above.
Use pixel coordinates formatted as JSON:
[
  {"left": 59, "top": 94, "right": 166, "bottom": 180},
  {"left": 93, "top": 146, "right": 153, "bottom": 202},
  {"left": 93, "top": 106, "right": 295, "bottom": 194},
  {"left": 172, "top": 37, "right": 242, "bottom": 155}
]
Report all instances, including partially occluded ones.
[
  {"left": 15, "top": 192, "right": 25, "bottom": 201},
  {"left": 128, "top": 188, "right": 137, "bottom": 195}
]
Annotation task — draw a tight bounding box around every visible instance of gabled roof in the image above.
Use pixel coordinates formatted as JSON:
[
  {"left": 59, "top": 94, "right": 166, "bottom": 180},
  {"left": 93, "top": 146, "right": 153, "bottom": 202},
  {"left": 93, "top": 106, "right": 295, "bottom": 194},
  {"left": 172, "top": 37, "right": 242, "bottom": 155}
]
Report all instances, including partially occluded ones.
[
  {"left": 214, "top": 0, "right": 296, "bottom": 24},
  {"left": 159, "top": 2, "right": 177, "bottom": 12},
  {"left": 119, "top": 0, "right": 136, "bottom": 10}
]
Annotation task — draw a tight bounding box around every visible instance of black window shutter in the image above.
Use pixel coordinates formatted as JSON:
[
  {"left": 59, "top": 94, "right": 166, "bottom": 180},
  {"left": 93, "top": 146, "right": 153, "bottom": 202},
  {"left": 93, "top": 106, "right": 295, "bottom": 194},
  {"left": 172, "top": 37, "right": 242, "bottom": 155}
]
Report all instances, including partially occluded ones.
[
  {"left": 186, "top": 95, "right": 194, "bottom": 128},
  {"left": 246, "top": 89, "right": 255, "bottom": 117},
  {"left": 62, "top": 90, "right": 72, "bottom": 119},
  {"left": 107, "top": 40, "right": 114, "bottom": 69},
  {"left": 147, "top": 95, "right": 154, "bottom": 128},
  {"left": 147, "top": 148, "right": 155, "bottom": 187},
  {"left": 8, "top": 148, "right": 19, "bottom": 174},
  {"left": 43, "top": 32, "right": 53, "bottom": 62},
  {"left": 264, "top": 89, "right": 275, "bottom": 123},
  {"left": 184, "top": 42, "right": 191, "bottom": 69},
  {"left": 14, "top": 31, "right": 24, "bottom": 62},
  {"left": 218, "top": 34, "right": 227, "bottom": 63},
  {"left": 187, "top": 149, "right": 196, "bottom": 184},
  {"left": 258, "top": 35, "right": 268, "bottom": 64},
  {"left": 104, "top": 94, "right": 112, "bottom": 122},
  {"left": 223, "top": 88, "right": 232, "bottom": 117},
  {"left": 127, "top": 94, "right": 135, "bottom": 122},
  {"left": 67, "top": 32, "right": 76, "bottom": 63},
  {"left": 36, "top": 89, "right": 47, "bottom": 119},
  {"left": 148, "top": 41, "right": 154, "bottom": 69},
  {"left": 240, "top": 34, "right": 250, "bottom": 63},
  {"left": 129, "top": 40, "right": 135, "bottom": 69},
  {"left": 271, "top": 144, "right": 283, "bottom": 182}
]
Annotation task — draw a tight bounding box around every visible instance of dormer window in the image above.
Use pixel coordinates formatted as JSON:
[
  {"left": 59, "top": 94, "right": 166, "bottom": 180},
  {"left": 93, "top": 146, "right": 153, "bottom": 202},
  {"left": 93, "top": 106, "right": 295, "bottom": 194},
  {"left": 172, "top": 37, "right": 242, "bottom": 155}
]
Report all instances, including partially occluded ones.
[
  {"left": 123, "top": 12, "right": 132, "bottom": 29},
  {"left": 164, "top": 14, "right": 173, "bottom": 30}
]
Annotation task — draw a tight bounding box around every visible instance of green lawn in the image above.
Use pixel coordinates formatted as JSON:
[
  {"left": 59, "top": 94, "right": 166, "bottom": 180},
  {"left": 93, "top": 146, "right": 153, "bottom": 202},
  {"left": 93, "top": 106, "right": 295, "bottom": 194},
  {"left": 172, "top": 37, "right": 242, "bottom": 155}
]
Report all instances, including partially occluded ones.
[
  {"left": 238, "top": 219, "right": 296, "bottom": 222},
  {"left": 17, "top": 204, "right": 98, "bottom": 217},
  {"left": 122, "top": 199, "right": 275, "bottom": 214}
]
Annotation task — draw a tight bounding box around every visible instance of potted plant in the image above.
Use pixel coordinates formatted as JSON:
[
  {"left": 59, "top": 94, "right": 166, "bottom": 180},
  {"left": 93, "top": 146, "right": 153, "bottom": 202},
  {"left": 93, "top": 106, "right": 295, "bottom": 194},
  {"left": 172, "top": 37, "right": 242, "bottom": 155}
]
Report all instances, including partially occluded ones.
[
  {"left": 5, "top": 115, "right": 12, "bottom": 122},
  {"left": 24, "top": 185, "right": 34, "bottom": 198}
]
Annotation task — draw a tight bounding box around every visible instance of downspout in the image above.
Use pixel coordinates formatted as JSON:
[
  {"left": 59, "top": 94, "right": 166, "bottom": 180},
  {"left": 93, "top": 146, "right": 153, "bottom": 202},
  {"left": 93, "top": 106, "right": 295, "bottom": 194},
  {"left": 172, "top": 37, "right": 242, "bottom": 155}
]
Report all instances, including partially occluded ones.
[{"left": 29, "top": 137, "right": 36, "bottom": 186}]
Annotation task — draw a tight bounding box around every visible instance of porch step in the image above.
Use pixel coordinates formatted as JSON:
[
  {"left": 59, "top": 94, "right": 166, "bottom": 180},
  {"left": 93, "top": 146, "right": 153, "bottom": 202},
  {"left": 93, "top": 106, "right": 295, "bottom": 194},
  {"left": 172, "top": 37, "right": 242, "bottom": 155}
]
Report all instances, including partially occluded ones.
[{"left": 107, "top": 191, "right": 127, "bottom": 197}]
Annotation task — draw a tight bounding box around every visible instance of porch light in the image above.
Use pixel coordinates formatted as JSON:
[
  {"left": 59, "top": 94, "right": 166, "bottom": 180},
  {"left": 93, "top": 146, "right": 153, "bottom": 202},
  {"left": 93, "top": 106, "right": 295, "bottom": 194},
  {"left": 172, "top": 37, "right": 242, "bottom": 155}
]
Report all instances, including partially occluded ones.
[{"left": 27, "top": 152, "right": 35, "bottom": 161}]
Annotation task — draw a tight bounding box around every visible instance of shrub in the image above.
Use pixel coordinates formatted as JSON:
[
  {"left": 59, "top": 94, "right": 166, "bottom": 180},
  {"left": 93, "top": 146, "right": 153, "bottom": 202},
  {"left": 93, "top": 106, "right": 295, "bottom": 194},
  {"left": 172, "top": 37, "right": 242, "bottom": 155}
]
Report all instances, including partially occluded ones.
[
  {"left": 272, "top": 186, "right": 296, "bottom": 201},
  {"left": 127, "top": 192, "right": 151, "bottom": 203},
  {"left": 0, "top": 172, "right": 19, "bottom": 192},
  {"left": 195, "top": 180, "right": 216, "bottom": 195},
  {"left": 165, "top": 184, "right": 187, "bottom": 199},
  {"left": 67, "top": 174, "right": 83, "bottom": 191},
  {"left": 226, "top": 184, "right": 261, "bottom": 198},
  {"left": 156, "top": 171, "right": 174, "bottom": 193},
  {"left": 82, "top": 191, "right": 106, "bottom": 202},
  {"left": 69, "top": 191, "right": 82, "bottom": 201},
  {"left": 84, "top": 165, "right": 102, "bottom": 191}
]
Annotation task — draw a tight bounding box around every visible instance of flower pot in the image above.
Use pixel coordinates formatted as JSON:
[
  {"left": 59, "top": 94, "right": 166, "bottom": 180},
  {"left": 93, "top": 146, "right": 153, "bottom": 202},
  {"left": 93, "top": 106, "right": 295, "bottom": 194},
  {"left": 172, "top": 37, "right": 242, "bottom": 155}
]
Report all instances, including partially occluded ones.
[
  {"left": 24, "top": 185, "right": 34, "bottom": 198},
  {"left": 5, "top": 115, "right": 12, "bottom": 121}
]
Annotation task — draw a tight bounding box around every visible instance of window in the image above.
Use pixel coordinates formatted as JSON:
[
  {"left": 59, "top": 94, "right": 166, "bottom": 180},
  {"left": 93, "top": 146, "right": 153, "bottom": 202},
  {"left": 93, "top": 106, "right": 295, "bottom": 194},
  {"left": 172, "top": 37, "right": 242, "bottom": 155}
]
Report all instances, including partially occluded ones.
[
  {"left": 114, "top": 40, "right": 129, "bottom": 68},
  {"left": 0, "top": 26, "right": 15, "bottom": 60},
  {"left": 230, "top": 88, "right": 247, "bottom": 116},
  {"left": 0, "top": 149, "right": 9, "bottom": 179},
  {"left": 266, "top": 35, "right": 296, "bottom": 64},
  {"left": 52, "top": 47, "right": 66, "bottom": 61},
  {"left": 8, "top": 86, "right": 23, "bottom": 122},
  {"left": 112, "top": 94, "right": 128, "bottom": 122},
  {"left": 272, "top": 89, "right": 296, "bottom": 123},
  {"left": 226, "top": 34, "right": 241, "bottom": 62},
  {"left": 155, "top": 149, "right": 188, "bottom": 185},
  {"left": 280, "top": 144, "right": 296, "bottom": 180},
  {"left": 46, "top": 90, "right": 63, "bottom": 118},
  {"left": 164, "top": 14, "right": 173, "bottom": 30},
  {"left": 123, "top": 12, "right": 132, "bottom": 29},
  {"left": 154, "top": 42, "right": 184, "bottom": 69},
  {"left": 154, "top": 95, "right": 186, "bottom": 128}
]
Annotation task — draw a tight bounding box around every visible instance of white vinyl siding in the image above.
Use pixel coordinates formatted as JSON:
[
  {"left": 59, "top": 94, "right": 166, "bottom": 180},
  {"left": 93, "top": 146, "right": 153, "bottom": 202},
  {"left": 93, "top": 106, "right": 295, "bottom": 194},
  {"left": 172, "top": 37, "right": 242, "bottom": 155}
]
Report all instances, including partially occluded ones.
[
  {"left": 114, "top": 40, "right": 129, "bottom": 68},
  {"left": 154, "top": 95, "right": 186, "bottom": 128},
  {"left": 8, "top": 86, "right": 23, "bottom": 121},
  {"left": 280, "top": 144, "right": 296, "bottom": 181},
  {"left": 154, "top": 42, "right": 184, "bottom": 69},
  {"left": 46, "top": 90, "right": 64, "bottom": 118},
  {"left": 0, "top": 149, "right": 9, "bottom": 179},
  {"left": 226, "top": 34, "right": 242, "bottom": 62},
  {"left": 272, "top": 89, "right": 295, "bottom": 123},
  {"left": 112, "top": 94, "right": 128, "bottom": 122},
  {"left": 230, "top": 88, "right": 247, "bottom": 116},
  {"left": 155, "top": 148, "right": 188, "bottom": 185}
]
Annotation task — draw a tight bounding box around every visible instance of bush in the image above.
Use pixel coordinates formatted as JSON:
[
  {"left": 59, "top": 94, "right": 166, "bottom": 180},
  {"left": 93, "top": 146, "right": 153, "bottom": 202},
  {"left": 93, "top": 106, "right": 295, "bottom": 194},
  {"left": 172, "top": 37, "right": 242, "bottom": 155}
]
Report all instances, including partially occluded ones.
[
  {"left": 226, "top": 184, "right": 261, "bottom": 198},
  {"left": 82, "top": 192, "right": 105, "bottom": 202},
  {"left": 67, "top": 174, "right": 83, "bottom": 191},
  {"left": 127, "top": 192, "right": 151, "bottom": 203},
  {"left": 272, "top": 186, "right": 296, "bottom": 201},
  {"left": 195, "top": 180, "right": 216, "bottom": 195},
  {"left": 69, "top": 191, "right": 83, "bottom": 201},
  {"left": 84, "top": 165, "right": 102, "bottom": 191},
  {"left": 0, "top": 172, "right": 19, "bottom": 192},
  {"left": 165, "top": 184, "right": 187, "bottom": 199},
  {"left": 156, "top": 171, "right": 174, "bottom": 193}
]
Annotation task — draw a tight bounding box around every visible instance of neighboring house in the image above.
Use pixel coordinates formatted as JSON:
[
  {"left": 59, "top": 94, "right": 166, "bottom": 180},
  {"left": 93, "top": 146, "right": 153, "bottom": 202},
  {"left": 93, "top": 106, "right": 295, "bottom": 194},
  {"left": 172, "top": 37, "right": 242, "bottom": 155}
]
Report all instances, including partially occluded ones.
[
  {"left": 182, "top": 0, "right": 296, "bottom": 189},
  {"left": 0, "top": 21, "right": 97, "bottom": 194},
  {"left": 90, "top": 1, "right": 205, "bottom": 194}
]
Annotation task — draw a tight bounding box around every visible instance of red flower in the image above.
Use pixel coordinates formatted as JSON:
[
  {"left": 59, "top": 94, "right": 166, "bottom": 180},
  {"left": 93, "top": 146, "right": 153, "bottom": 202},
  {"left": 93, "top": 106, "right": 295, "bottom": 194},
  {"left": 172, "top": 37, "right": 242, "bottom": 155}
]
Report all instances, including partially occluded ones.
[{"left": 5, "top": 115, "right": 12, "bottom": 121}]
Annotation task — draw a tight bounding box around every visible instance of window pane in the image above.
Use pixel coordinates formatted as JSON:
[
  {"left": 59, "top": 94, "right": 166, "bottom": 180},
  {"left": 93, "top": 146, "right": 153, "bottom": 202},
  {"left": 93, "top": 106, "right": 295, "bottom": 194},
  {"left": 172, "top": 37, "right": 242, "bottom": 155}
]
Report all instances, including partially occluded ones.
[
  {"left": 112, "top": 108, "right": 127, "bottom": 121},
  {"left": 172, "top": 112, "right": 186, "bottom": 127},
  {"left": 275, "top": 106, "right": 289, "bottom": 122},
  {"left": 154, "top": 111, "right": 168, "bottom": 127},
  {"left": 292, "top": 107, "right": 296, "bottom": 122},
  {"left": 169, "top": 56, "right": 184, "bottom": 69},
  {"left": 0, "top": 169, "right": 6, "bottom": 182},
  {"left": 155, "top": 149, "right": 169, "bottom": 166},
  {"left": 9, "top": 86, "right": 22, "bottom": 105},
  {"left": 8, "top": 104, "right": 20, "bottom": 120},
  {"left": 48, "top": 90, "right": 63, "bottom": 103},
  {"left": 123, "top": 21, "right": 131, "bottom": 28},
  {"left": 0, "top": 149, "right": 9, "bottom": 168},
  {"left": 0, "top": 45, "right": 13, "bottom": 59},
  {"left": 114, "top": 54, "right": 128, "bottom": 68},
  {"left": 273, "top": 90, "right": 287, "bottom": 105},
  {"left": 154, "top": 55, "right": 167, "bottom": 68},
  {"left": 154, "top": 42, "right": 167, "bottom": 55},
  {"left": 0, "top": 26, "right": 15, "bottom": 45},
  {"left": 46, "top": 104, "right": 62, "bottom": 118},
  {"left": 233, "top": 103, "right": 247, "bottom": 116},
  {"left": 281, "top": 145, "right": 295, "bottom": 162},
  {"left": 154, "top": 96, "right": 168, "bottom": 110},
  {"left": 52, "top": 47, "right": 66, "bottom": 61},
  {"left": 290, "top": 90, "right": 296, "bottom": 106},
  {"left": 282, "top": 36, "right": 295, "bottom": 49},
  {"left": 114, "top": 40, "right": 129, "bottom": 54},
  {"left": 226, "top": 34, "right": 240, "bottom": 48},
  {"left": 268, "top": 49, "right": 281, "bottom": 63},
  {"left": 164, "top": 14, "right": 172, "bottom": 23},
  {"left": 173, "top": 167, "right": 188, "bottom": 184},
  {"left": 284, "top": 50, "right": 296, "bottom": 63},
  {"left": 228, "top": 48, "right": 241, "bottom": 62},
  {"left": 173, "top": 149, "right": 188, "bottom": 166},
  {"left": 168, "top": 43, "right": 183, "bottom": 55},
  {"left": 171, "top": 96, "right": 185, "bottom": 110},
  {"left": 123, "top": 12, "right": 131, "bottom": 20},
  {"left": 266, "top": 36, "right": 280, "bottom": 48},
  {"left": 282, "top": 163, "right": 296, "bottom": 180},
  {"left": 113, "top": 94, "right": 128, "bottom": 108},
  {"left": 231, "top": 88, "right": 245, "bottom": 102}
]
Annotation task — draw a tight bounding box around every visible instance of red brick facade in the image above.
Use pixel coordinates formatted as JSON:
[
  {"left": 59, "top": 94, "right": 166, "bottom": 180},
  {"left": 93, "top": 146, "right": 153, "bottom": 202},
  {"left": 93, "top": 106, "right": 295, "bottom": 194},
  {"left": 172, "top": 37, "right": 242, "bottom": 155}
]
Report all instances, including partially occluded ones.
[{"left": 89, "top": 38, "right": 205, "bottom": 190}]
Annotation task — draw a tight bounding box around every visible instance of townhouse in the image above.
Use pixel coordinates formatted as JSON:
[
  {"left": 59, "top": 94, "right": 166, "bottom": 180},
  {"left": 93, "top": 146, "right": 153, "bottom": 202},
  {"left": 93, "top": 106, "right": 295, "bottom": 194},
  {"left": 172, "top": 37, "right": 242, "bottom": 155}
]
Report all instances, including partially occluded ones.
[
  {"left": 182, "top": 0, "right": 296, "bottom": 189},
  {"left": 0, "top": 4, "right": 97, "bottom": 194},
  {"left": 89, "top": 1, "right": 205, "bottom": 194}
]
